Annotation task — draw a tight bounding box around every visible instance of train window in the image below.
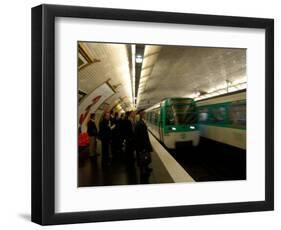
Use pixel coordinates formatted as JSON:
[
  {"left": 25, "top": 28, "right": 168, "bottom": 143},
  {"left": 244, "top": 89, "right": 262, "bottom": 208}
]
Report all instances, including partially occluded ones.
[
  {"left": 166, "top": 107, "right": 175, "bottom": 125},
  {"left": 154, "top": 109, "right": 159, "bottom": 125},
  {"left": 155, "top": 113, "right": 158, "bottom": 124},
  {"left": 198, "top": 101, "right": 246, "bottom": 129},
  {"left": 210, "top": 106, "right": 227, "bottom": 123},
  {"left": 150, "top": 111, "right": 158, "bottom": 125},
  {"left": 199, "top": 112, "right": 208, "bottom": 121},
  {"left": 170, "top": 98, "right": 193, "bottom": 105},
  {"left": 199, "top": 108, "right": 209, "bottom": 122},
  {"left": 166, "top": 104, "right": 197, "bottom": 125},
  {"left": 199, "top": 105, "right": 227, "bottom": 124},
  {"left": 229, "top": 102, "right": 246, "bottom": 128},
  {"left": 151, "top": 112, "right": 154, "bottom": 124},
  {"left": 148, "top": 112, "right": 152, "bottom": 123}
]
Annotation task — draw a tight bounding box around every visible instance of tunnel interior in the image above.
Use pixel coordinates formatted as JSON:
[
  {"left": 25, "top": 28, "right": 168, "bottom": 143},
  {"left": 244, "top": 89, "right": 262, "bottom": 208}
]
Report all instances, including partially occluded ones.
[{"left": 78, "top": 41, "right": 246, "bottom": 187}]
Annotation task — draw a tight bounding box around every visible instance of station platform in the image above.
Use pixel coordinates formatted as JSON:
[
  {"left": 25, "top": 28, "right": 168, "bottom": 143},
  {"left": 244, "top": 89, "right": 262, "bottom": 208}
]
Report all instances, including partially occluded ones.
[
  {"left": 78, "top": 133, "right": 194, "bottom": 187},
  {"left": 78, "top": 132, "right": 245, "bottom": 187}
]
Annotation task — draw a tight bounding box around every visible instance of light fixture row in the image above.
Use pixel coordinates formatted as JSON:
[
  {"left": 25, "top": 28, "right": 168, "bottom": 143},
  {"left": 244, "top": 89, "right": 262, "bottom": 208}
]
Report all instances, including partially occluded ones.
[{"left": 193, "top": 81, "right": 247, "bottom": 101}]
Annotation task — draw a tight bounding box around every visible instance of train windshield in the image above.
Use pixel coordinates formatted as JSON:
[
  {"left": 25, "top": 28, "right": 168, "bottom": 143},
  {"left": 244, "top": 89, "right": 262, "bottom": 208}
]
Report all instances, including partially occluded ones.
[{"left": 166, "top": 103, "right": 197, "bottom": 125}]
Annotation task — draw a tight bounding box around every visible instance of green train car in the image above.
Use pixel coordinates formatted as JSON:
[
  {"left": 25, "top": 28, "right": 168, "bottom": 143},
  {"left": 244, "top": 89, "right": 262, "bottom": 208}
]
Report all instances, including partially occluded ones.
[
  {"left": 197, "top": 90, "right": 246, "bottom": 149},
  {"left": 145, "top": 98, "right": 200, "bottom": 149}
]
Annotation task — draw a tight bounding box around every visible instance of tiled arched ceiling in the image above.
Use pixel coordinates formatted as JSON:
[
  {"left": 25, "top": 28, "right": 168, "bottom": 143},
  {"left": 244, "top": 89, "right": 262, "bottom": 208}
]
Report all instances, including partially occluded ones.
[
  {"left": 137, "top": 46, "right": 246, "bottom": 109},
  {"left": 78, "top": 42, "right": 133, "bottom": 111},
  {"left": 78, "top": 42, "right": 246, "bottom": 112}
]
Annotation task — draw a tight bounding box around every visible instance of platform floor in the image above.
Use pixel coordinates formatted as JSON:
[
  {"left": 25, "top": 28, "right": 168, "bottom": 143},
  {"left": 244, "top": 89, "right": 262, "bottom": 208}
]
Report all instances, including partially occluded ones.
[
  {"left": 78, "top": 137, "right": 246, "bottom": 187},
  {"left": 78, "top": 150, "right": 173, "bottom": 187}
]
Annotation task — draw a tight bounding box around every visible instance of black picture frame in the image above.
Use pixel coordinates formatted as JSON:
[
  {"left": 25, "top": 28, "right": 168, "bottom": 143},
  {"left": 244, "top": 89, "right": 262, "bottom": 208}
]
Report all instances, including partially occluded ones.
[{"left": 31, "top": 4, "right": 274, "bottom": 225}]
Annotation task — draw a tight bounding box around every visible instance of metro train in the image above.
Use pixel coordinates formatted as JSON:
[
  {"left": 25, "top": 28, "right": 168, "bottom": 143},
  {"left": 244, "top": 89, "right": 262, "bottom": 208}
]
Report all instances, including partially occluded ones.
[
  {"left": 197, "top": 90, "right": 246, "bottom": 149},
  {"left": 145, "top": 90, "right": 246, "bottom": 150},
  {"left": 145, "top": 98, "right": 200, "bottom": 149}
]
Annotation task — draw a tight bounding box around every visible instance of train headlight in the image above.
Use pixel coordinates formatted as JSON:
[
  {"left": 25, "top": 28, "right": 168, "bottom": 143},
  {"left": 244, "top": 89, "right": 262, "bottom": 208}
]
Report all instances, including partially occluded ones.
[
  {"left": 190, "top": 125, "right": 195, "bottom": 130},
  {"left": 171, "top": 127, "right": 176, "bottom": 131}
]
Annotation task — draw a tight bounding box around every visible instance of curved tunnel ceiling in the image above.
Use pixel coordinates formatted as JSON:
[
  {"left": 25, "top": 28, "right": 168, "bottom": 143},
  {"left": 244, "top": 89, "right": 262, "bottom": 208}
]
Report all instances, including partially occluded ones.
[
  {"left": 78, "top": 42, "right": 134, "bottom": 112},
  {"left": 78, "top": 42, "right": 246, "bottom": 113},
  {"left": 137, "top": 46, "right": 246, "bottom": 109}
]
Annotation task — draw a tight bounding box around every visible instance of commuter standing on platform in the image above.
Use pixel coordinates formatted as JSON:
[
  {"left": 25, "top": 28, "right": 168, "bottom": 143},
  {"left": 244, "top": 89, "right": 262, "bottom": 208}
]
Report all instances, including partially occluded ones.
[
  {"left": 119, "top": 112, "right": 126, "bottom": 153},
  {"left": 121, "top": 111, "right": 136, "bottom": 165},
  {"left": 111, "top": 112, "right": 121, "bottom": 158},
  {"left": 98, "top": 112, "right": 113, "bottom": 166},
  {"left": 87, "top": 113, "right": 98, "bottom": 158},
  {"left": 135, "top": 111, "right": 153, "bottom": 176}
]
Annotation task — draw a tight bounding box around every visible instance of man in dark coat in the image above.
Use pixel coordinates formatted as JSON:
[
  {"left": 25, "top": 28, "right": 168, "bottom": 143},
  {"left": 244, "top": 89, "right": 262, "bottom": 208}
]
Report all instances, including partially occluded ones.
[
  {"left": 87, "top": 113, "right": 98, "bottom": 158},
  {"left": 99, "top": 112, "right": 112, "bottom": 166},
  {"left": 135, "top": 111, "right": 153, "bottom": 176},
  {"left": 120, "top": 111, "right": 136, "bottom": 166}
]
